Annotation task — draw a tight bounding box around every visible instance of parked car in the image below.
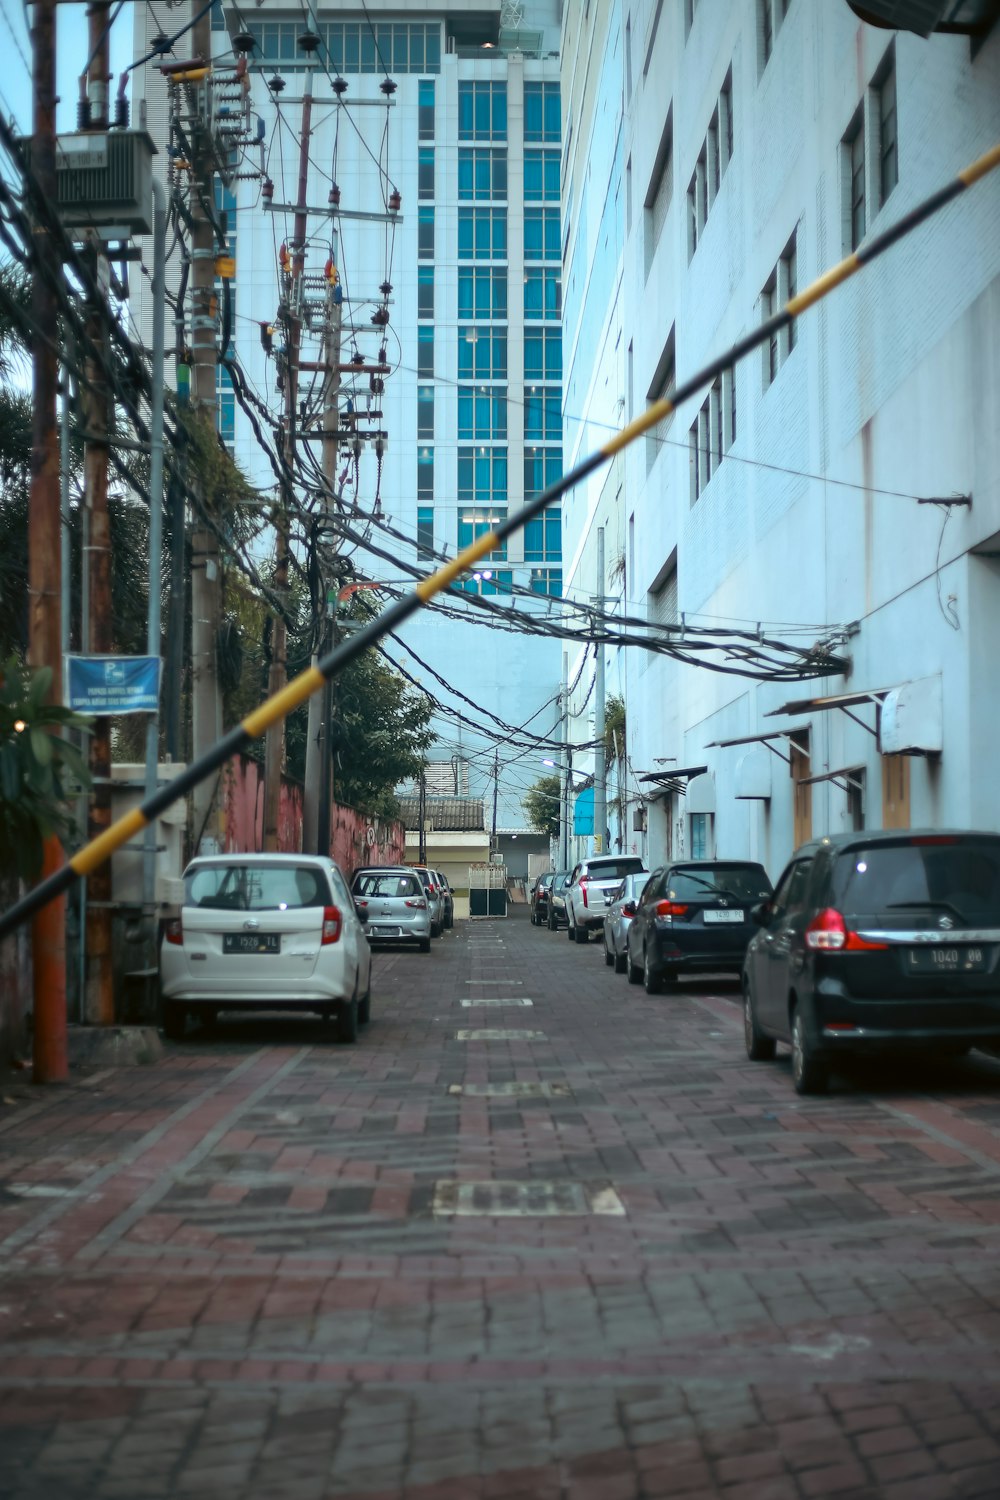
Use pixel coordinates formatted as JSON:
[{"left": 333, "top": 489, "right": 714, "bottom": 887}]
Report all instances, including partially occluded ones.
[
  {"left": 433, "top": 870, "right": 455, "bottom": 929},
  {"left": 159, "top": 854, "right": 372, "bottom": 1043},
  {"left": 603, "top": 872, "right": 647, "bottom": 972},
  {"left": 742, "top": 829, "right": 1000, "bottom": 1095},
  {"left": 548, "top": 871, "right": 571, "bottom": 929},
  {"left": 408, "top": 866, "right": 445, "bottom": 936},
  {"left": 352, "top": 866, "right": 434, "bottom": 952},
  {"left": 530, "top": 872, "right": 555, "bottom": 925},
  {"left": 626, "top": 860, "right": 773, "bottom": 993},
  {"left": 566, "top": 856, "right": 648, "bottom": 942}
]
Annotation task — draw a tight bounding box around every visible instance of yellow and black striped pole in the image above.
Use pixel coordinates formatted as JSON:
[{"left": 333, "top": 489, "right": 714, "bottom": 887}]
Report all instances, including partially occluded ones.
[{"left": 1, "top": 143, "right": 997, "bottom": 940}]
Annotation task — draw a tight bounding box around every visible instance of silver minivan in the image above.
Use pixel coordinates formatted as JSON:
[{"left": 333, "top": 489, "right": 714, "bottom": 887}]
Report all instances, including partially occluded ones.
[{"left": 351, "top": 867, "right": 433, "bottom": 951}]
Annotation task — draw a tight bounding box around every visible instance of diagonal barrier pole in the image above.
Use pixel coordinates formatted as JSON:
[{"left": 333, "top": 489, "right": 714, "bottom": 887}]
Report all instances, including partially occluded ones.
[{"left": 2, "top": 142, "right": 998, "bottom": 942}]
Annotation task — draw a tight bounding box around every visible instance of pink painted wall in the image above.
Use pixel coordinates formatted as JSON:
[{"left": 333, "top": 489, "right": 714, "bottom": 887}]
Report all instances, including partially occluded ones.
[{"left": 219, "top": 754, "right": 405, "bottom": 875}]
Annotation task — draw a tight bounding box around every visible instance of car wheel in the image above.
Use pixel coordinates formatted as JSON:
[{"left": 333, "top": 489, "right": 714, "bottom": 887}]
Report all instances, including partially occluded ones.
[
  {"left": 603, "top": 937, "right": 615, "bottom": 967},
  {"left": 791, "top": 1009, "right": 827, "bottom": 1095},
  {"left": 162, "top": 1001, "right": 186, "bottom": 1041},
  {"left": 614, "top": 948, "right": 628, "bottom": 975},
  {"left": 743, "top": 978, "right": 776, "bottom": 1061},
  {"left": 643, "top": 947, "right": 662, "bottom": 995},
  {"left": 337, "top": 995, "right": 359, "bottom": 1044},
  {"left": 627, "top": 944, "right": 642, "bottom": 985},
  {"left": 419, "top": 937, "right": 432, "bottom": 953}
]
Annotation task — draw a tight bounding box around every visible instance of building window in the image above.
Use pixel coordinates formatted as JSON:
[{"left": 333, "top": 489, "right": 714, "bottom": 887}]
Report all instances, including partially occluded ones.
[
  {"left": 417, "top": 385, "right": 434, "bottom": 439},
  {"left": 417, "top": 448, "right": 433, "bottom": 502},
  {"left": 844, "top": 104, "right": 866, "bottom": 251},
  {"left": 524, "top": 207, "right": 561, "bottom": 261},
  {"left": 458, "top": 81, "right": 507, "bottom": 142},
  {"left": 645, "top": 326, "right": 674, "bottom": 474},
  {"left": 524, "top": 447, "right": 563, "bottom": 496},
  {"left": 643, "top": 111, "right": 672, "bottom": 278},
  {"left": 524, "top": 328, "right": 562, "bottom": 381},
  {"left": 523, "top": 81, "right": 560, "bottom": 143},
  {"left": 457, "top": 501, "right": 507, "bottom": 554},
  {"left": 761, "top": 229, "right": 797, "bottom": 388},
  {"left": 418, "top": 265, "right": 434, "bottom": 319},
  {"left": 418, "top": 79, "right": 435, "bottom": 140},
  {"left": 418, "top": 147, "right": 435, "bottom": 200},
  {"left": 458, "top": 329, "right": 507, "bottom": 381},
  {"left": 458, "top": 387, "right": 507, "bottom": 441},
  {"left": 458, "top": 148, "right": 507, "bottom": 201},
  {"left": 524, "top": 389, "right": 561, "bottom": 442},
  {"left": 417, "top": 505, "right": 434, "bottom": 559},
  {"left": 418, "top": 206, "right": 434, "bottom": 260},
  {"left": 458, "top": 208, "right": 507, "bottom": 261},
  {"left": 875, "top": 47, "right": 897, "bottom": 208},
  {"left": 418, "top": 325, "right": 434, "bottom": 378},
  {"left": 458, "top": 266, "right": 507, "bottom": 320},
  {"left": 524, "top": 267, "right": 561, "bottom": 320},
  {"left": 524, "top": 149, "right": 560, "bottom": 202}
]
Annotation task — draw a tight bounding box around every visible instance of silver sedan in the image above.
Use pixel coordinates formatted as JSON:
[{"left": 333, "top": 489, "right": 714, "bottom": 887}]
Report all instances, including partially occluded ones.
[{"left": 602, "top": 872, "right": 647, "bottom": 974}]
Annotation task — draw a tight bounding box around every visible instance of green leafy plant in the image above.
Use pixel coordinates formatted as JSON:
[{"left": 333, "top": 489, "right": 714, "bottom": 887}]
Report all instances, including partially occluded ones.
[{"left": 0, "top": 659, "right": 92, "bottom": 880}]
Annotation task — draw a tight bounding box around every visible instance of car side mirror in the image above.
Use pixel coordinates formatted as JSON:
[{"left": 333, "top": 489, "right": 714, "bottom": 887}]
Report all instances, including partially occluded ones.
[
  {"left": 750, "top": 901, "right": 771, "bottom": 927},
  {"left": 621, "top": 901, "right": 637, "bottom": 917}
]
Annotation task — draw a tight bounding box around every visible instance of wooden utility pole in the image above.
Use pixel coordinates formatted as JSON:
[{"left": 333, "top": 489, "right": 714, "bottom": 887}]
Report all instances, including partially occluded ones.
[
  {"left": 82, "top": 0, "right": 114, "bottom": 1026},
  {"left": 188, "top": 0, "right": 222, "bottom": 854},
  {"left": 264, "top": 36, "right": 317, "bottom": 849},
  {"left": 28, "top": 0, "right": 67, "bottom": 1081}
]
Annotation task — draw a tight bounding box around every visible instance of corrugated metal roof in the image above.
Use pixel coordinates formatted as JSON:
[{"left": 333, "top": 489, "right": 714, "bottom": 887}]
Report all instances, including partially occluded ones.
[{"left": 397, "top": 796, "right": 486, "bottom": 832}]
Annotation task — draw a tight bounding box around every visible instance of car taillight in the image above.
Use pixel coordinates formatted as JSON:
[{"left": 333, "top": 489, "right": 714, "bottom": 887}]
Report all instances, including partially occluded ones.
[
  {"left": 804, "top": 908, "right": 887, "bottom": 952},
  {"left": 580, "top": 878, "right": 588, "bottom": 908},
  {"left": 164, "top": 917, "right": 183, "bottom": 946},
  {"left": 655, "top": 900, "right": 689, "bottom": 919},
  {"left": 405, "top": 898, "right": 427, "bottom": 910},
  {"left": 321, "top": 905, "right": 342, "bottom": 945}
]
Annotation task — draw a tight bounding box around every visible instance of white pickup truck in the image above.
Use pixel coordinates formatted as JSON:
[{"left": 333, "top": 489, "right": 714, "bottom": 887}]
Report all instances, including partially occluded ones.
[{"left": 565, "top": 855, "right": 648, "bottom": 943}]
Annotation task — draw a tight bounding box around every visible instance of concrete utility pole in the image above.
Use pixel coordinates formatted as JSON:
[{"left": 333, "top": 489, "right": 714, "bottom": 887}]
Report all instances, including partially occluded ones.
[
  {"left": 28, "top": 0, "right": 68, "bottom": 1082},
  {"left": 593, "top": 526, "right": 606, "bottom": 857},
  {"left": 189, "top": 0, "right": 222, "bottom": 855},
  {"left": 264, "top": 35, "right": 317, "bottom": 850},
  {"left": 83, "top": 0, "right": 114, "bottom": 1026}
]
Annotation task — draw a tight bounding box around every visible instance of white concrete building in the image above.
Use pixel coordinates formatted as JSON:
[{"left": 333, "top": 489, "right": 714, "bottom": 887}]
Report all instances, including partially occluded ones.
[
  {"left": 561, "top": 0, "right": 1000, "bottom": 881},
  {"left": 131, "top": 1, "right": 565, "bottom": 833}
]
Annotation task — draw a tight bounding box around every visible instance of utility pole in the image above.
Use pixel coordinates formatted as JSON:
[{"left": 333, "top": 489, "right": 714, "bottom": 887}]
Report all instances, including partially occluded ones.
[
  {"left": 83, "top": 1, "right": 114, "bottom": 1026},
  {"left": 264, "top": 32, "right": 318, "bottom": 850},
  {"left": 593, "top": 526, "right": 606, "bottom": 858},
  {"left": 560, "top": 649, "right": 569, "bottom": 870},
  {"left": 189, "top": 0, "right": 222, "bottom": 855},
  {"left": 27, "top": 0, "right": 67, "bottom": 1082}
]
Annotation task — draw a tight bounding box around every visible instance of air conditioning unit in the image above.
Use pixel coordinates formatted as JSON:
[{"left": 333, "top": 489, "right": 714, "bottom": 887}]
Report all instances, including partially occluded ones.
[{"left": 24, "top": 131, "right": 157, "bottom": 236}]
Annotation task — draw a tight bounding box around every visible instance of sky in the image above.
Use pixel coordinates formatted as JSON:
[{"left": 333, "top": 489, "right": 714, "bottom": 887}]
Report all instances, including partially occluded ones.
[{"left": 1, "top": 1, "right": 135, "bottom": 136}]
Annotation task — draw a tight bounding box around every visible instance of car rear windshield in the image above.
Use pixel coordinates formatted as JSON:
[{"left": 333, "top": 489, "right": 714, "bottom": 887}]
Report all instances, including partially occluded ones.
[
  {"left": 834, "top": 839, "right": 1000, "bottom": 925},
  {"left": 354, "top": 873, "right": 421, "bottom": 899},
  {"left": 586, "top": 860, "right": 645, "bottom": 880},
  {"left": 666, "top": 865, "right": 773, "bottom": 902},
  {"left": 187, "top": 864, "right": 331, "bottom": 911}
]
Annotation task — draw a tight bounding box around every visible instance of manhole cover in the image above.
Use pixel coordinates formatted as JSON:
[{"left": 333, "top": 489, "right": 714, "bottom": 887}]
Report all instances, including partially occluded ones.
[{"left": 433, "top": 1180, "right": 625, "bottom": 1217}]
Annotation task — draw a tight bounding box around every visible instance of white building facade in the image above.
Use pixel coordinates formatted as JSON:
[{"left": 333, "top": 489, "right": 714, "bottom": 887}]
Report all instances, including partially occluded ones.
[
  {"left": 131, "top": 2, "right": 565, "bottom": 832},
  {"left": 561, "top": 0, "right": 1000, "bottom": 881}
]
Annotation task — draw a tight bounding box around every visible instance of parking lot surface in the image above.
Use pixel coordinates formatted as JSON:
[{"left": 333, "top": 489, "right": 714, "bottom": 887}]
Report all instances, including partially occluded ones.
[{"left": 2, "top": 909, "right": 1000, "bottom": 1498}]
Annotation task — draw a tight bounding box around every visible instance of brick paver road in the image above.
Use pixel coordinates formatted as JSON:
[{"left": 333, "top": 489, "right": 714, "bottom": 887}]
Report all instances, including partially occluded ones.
[{"left": 3, "top": 909, "right": 1000, "bottom": 1498}]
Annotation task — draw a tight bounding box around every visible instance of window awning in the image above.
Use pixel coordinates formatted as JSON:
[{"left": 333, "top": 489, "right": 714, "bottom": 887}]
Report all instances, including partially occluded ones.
[
  {"left": 796, "top": 765, "right": 866, "bottom": 792},
  {"left": 765, "top": 688, "right": 891, "bottom": 718}
]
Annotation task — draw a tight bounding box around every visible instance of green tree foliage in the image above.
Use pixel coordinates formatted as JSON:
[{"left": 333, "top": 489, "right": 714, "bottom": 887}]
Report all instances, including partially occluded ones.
[
  {"left": 523, "top": 773, "right": 561, "bottom": 838},
  {"left": 0, "top": 659, "right": 91, "bottom": 880}
]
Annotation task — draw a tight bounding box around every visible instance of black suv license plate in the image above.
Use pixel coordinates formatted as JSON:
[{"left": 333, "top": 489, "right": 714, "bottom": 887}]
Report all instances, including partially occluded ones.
[
  {"left": 223, "top": 933, "right": 280, "bottom": 955},
  {"left": 906, "top": 946, "right": 987, "bottom": 974}
]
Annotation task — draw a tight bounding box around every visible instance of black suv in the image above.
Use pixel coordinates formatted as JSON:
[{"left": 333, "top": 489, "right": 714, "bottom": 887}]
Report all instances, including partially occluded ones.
[
  {"left": 626, "top": 860, "right": 773, "bottom": 993},
  {"left": 742, "top": 829, "right": 1000, "bottom": 1095},
  {"left": 530, "top": 872, "right": 554, "bottom": 925}
]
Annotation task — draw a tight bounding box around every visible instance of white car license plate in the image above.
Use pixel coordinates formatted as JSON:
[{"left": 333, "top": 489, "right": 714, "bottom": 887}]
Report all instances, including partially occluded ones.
[{"left": 704, "top": 910, "right": 743, "bottom": 924}]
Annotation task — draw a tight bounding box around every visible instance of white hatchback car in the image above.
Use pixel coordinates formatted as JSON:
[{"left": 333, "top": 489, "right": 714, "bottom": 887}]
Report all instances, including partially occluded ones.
[{"left": 159, "top": 854, "right": 372, "bottom": 1043}]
